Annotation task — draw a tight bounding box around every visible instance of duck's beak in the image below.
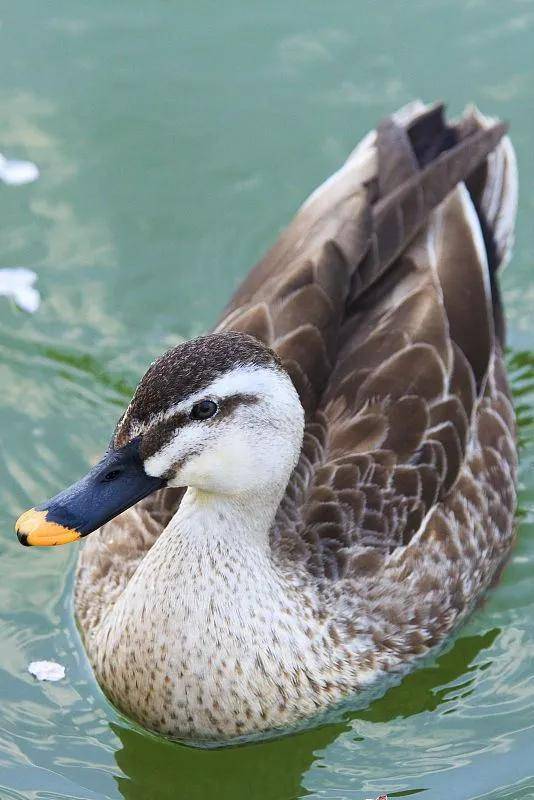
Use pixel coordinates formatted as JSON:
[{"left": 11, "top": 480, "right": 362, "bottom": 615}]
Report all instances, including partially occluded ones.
[{"left": 15, "top": 438, "right": 166, "bottom": 546}]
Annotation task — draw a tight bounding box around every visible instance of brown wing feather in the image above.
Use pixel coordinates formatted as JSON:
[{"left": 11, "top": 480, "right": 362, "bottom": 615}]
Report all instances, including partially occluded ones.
[{"left": 268, "top": 109, "right": 515, "bottom": 582}]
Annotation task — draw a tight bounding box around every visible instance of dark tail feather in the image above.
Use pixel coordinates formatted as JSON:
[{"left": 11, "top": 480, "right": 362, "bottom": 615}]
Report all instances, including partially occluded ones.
[{"left": 349, "top": 106, "right": 509, "bottom": 308}]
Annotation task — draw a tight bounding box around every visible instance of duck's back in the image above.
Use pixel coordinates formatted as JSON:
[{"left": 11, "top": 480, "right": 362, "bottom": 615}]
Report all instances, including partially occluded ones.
[{"left": 75, "top": 102, "right": 518, "bottom": 647}]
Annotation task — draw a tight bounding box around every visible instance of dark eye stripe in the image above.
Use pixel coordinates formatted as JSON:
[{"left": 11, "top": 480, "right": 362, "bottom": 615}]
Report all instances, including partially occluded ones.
[
  {"left": 217, "top": 393, "right": 258, "bottom": 415},
  {"left": 138, "top": 393, "right": 259, "bottom": 459}
]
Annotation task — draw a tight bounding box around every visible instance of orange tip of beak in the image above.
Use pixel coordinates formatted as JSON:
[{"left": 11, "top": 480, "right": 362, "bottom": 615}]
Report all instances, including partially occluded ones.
[{"left": 15, "top": 508, "right": 81, "bottom": 547}]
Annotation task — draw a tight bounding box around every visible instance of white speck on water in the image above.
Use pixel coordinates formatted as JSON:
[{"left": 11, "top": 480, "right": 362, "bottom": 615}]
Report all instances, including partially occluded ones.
[
  {"left": 0, "top": 153, "right": 40, "bottom": 185},
  {"left": 28, "top": 660, "right": 66, "bottom": 682},
  {"left": 0, "top": 268, "right": 41, "bottom": 313}
]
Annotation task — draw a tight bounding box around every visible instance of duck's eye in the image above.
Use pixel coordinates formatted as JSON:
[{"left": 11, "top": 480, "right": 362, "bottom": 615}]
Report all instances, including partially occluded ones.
[{"left": 190, "top": 399, "right": 218, "bottom": 421}]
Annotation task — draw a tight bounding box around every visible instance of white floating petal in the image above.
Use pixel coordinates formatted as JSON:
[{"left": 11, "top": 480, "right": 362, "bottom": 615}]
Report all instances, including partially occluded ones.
[
  {"left": 0, "top": 153, "right": 40, "bottom": 185},
  {"left": 28, "top": 660, "right": 66, "bottom": 682},
  {"left": 0, "top": 268, "right": 41, "bottom": 313}
]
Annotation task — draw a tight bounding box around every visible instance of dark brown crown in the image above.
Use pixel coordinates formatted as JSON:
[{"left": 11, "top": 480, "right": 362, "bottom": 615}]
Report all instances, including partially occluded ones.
[{"left": 114, "top": 332, "right": 280, "bottom": 448}]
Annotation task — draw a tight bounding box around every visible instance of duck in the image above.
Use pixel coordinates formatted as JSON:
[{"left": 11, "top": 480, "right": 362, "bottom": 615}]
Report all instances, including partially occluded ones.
[{"left": 15, "top": 100, "right": 519, "bottom": 742}]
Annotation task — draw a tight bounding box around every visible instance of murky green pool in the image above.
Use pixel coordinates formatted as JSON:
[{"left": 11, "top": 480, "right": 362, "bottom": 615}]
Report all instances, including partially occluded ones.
[{"left": 1, "top": 1, "right": 533, "bottom": 797}]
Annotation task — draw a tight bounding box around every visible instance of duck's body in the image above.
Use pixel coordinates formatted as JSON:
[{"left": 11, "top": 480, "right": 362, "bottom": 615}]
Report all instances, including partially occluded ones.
[{"left": 19, "top": 101, "right": 518, "bottom": 741}]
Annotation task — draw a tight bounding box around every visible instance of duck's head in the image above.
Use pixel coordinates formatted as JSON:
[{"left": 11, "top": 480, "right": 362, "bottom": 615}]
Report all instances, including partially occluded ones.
[{"left": 15, "top": 332, "right": 305, "bottom": 546}]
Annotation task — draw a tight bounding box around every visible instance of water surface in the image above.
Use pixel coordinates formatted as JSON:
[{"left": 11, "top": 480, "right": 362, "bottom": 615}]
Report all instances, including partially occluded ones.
[{"left": 1, "top": 1, "right": 533, "bottom": 798}]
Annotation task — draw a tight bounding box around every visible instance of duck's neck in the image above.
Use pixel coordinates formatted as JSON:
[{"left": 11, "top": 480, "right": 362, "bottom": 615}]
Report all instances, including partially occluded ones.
[
  {"left": 109, "top": 483, "right": 291, "bottom": 629},
  {"left": 174, "top": 484, "right": 282, "bottom": 554},
  {"left": 146, "top": 487, "right": 288, "bottom": 634}
]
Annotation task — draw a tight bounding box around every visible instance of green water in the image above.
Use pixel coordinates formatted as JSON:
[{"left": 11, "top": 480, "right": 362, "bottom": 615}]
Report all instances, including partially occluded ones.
[{"left": 1, "top": 1, "right": 533, "bottom": 798}]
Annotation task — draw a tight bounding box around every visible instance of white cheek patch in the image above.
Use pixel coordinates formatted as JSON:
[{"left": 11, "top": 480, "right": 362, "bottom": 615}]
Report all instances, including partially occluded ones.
[
  {"left": 144, "top": 413, "right": 258, "bottom": 492},
  {"left": 143, "top": 422, "right": 207, "bottom": 479},
  {"left": 144, "top": 406, "right": 262, "bottom": 486},
  {"left": 180, "top": 430, "right": 254, "bottom": 491}
]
